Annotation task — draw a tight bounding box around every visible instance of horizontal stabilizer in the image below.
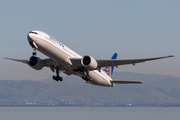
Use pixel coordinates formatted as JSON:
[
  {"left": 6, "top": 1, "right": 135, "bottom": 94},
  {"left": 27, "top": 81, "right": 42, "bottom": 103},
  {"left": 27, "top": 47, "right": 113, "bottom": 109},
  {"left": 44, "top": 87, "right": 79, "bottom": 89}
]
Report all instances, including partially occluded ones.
[{"left": 111, "top": 80, "right": 143, "bottom": 84}]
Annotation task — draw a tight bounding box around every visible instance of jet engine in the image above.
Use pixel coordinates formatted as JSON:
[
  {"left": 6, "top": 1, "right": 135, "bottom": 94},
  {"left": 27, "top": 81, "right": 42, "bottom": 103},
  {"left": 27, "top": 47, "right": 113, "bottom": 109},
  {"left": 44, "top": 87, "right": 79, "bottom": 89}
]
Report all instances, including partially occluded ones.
[
  {"left": 81, "top": 55, "right": 98, "bottom": 70},
  {"left": 28, "top": 56, "right": 44, "bottom": 70}
]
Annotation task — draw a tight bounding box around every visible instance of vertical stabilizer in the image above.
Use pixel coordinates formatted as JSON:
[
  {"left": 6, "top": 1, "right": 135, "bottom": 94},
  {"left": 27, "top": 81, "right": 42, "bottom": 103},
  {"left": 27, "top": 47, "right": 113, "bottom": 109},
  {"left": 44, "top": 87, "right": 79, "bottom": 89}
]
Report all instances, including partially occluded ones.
[{"left": 103, "top": 53, "right": 118, "bottom": 78}]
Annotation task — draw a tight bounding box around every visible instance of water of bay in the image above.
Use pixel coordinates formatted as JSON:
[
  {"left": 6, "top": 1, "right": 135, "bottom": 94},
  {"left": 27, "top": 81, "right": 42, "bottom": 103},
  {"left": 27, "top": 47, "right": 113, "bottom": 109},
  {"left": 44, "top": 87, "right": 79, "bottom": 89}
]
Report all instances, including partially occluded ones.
[{"left": 0, "top": 106, "right": 179, "bottom": 120}]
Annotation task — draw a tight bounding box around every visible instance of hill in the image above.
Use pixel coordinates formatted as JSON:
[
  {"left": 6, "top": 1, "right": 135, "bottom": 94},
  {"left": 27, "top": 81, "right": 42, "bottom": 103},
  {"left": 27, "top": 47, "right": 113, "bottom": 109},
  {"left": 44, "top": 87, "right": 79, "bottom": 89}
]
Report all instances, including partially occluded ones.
[{"left": 0, "top": 72, "right": 180, "bottom": 106}]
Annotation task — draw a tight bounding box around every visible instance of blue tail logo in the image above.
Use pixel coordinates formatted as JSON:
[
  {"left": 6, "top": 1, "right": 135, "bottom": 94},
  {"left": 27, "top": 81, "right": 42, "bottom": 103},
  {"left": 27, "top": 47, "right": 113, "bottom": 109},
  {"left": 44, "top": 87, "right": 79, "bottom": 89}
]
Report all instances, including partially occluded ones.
[{"left": 103, "top": 53, "right": 118, "bottom": 78}]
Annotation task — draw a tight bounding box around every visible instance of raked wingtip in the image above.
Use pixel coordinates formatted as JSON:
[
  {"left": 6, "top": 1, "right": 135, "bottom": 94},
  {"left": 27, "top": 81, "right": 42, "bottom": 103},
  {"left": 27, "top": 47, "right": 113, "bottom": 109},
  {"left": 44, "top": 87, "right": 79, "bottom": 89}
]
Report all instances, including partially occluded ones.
[{"left": 168, "top": 55, "right": 175, "bottom": 57}]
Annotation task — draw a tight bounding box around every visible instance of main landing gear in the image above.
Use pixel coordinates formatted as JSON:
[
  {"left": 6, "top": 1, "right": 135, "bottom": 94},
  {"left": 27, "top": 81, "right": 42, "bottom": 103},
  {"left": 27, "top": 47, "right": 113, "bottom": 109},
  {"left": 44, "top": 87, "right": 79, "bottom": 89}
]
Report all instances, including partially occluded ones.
[
  {"left": 52, "top": 66, "right": 63, "bottom": 82},
  {"left": 82, "top": 69, "right": 92, "bottom": 81},
  {"left": 82, "top": 75, "right": 92, "bottom": 81}
]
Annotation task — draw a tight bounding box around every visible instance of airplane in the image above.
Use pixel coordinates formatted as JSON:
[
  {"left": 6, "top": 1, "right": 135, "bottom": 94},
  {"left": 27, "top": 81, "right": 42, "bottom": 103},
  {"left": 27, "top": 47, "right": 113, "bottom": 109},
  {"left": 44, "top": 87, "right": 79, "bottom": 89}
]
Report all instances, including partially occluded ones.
[{"left": 4, "top": 30, "right": 174, "bottom": 87}]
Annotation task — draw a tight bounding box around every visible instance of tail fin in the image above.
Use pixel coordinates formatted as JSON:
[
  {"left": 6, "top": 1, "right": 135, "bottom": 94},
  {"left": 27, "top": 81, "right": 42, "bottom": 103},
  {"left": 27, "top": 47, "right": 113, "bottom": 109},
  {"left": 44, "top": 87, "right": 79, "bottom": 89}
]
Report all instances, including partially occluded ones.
[{"left": 103, "top": 53, "right": 118, "bottom": 78}]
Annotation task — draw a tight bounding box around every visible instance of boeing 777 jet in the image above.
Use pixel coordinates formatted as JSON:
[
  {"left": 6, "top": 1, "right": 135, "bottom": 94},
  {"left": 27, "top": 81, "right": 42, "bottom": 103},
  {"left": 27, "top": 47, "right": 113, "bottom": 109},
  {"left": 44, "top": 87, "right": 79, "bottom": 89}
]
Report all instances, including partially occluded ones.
[{"left": 4, "top": 30, "right": 174, "bottom": 87}]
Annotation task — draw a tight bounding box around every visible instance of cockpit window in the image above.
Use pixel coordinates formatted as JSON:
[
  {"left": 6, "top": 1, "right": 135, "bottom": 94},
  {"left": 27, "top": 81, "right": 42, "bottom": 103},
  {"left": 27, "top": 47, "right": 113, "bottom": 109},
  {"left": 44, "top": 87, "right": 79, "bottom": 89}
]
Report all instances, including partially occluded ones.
[{"left": 29, "top": 31, "right": 38, "bottom": 35}]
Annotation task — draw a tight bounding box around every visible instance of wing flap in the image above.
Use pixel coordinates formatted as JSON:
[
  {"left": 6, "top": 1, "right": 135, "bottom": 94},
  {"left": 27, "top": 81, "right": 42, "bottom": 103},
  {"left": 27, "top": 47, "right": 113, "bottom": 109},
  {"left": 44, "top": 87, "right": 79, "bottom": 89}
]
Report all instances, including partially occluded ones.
[{"left": 111, "top": 80, "right": 143, "bottom": 84}]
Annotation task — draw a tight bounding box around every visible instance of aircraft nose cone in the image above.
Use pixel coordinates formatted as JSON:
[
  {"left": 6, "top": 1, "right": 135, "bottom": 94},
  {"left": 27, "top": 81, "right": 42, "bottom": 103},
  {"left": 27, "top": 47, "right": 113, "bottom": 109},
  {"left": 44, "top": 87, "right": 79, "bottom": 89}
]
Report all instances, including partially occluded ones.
[
  {"left": 27, "top": 31, "right": 38, "bottom": 42},
  {"left": 27, "top": 33, "right": 33, "bottom": 42},
  {"left": 27, "top": 32, "right": 37, "bottom": 49}
]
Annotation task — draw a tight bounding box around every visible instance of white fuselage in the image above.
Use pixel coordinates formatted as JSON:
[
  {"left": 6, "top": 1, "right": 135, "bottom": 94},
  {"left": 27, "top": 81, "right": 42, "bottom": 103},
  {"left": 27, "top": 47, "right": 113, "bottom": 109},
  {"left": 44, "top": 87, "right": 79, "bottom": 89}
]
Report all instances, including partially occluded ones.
[{"left": 28, "top": 31, "right": 113, "bottom": 87}]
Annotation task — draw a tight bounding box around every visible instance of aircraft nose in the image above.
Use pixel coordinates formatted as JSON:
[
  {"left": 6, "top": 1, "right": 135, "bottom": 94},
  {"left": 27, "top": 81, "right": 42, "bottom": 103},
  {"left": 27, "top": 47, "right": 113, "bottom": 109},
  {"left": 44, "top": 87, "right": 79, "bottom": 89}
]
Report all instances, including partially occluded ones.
[
  {"left": 27, "top": 33, "right": 33, "bottom": 42},
  {"left": 27, "top": 31, "right": 38, "bottom": 42},
  {"left": 27, "top": 31, "right": 38, "bottom": 49}
]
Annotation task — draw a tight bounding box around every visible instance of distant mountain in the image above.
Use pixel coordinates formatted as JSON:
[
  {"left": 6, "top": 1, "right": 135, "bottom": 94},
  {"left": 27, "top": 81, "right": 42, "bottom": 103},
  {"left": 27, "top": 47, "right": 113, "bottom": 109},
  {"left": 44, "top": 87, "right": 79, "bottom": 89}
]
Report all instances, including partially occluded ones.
[{"left": 0, "top": 72, "right": 180, "bottom": 106}]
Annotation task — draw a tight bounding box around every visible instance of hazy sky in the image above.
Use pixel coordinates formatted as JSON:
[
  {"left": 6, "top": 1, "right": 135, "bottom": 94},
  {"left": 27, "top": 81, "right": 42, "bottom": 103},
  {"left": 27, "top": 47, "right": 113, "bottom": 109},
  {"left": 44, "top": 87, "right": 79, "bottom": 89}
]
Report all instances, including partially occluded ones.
[{"left": 0, "top": 0, "right": 179, "bottom": 80}]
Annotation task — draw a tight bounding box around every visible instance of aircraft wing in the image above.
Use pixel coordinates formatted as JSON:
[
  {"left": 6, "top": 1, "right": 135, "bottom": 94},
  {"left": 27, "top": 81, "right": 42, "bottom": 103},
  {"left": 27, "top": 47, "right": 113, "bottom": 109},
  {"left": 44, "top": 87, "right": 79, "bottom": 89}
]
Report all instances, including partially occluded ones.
[
  {"left": 5, "top": 55, "right": 174, "bottom": 71},
  {"left": 4, "top": 57, "right": 28, "bottom": 64},
  {"left": 96, "top": 55, "right": 174, "bottom": 68},
  {"left": 3, "top": 57, "right": 55, "bottom": 67},
  {"left": 111, "top": 80, "right": 143, "bottom": 84},
  {"left": 71, "top": 55, "right": 174, "bottom": 68}
]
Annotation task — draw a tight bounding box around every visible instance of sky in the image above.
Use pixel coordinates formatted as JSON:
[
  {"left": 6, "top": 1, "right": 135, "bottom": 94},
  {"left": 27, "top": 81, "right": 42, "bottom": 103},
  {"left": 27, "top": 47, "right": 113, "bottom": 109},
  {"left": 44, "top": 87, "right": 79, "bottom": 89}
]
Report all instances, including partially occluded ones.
[{"left": 0, "top": 0, "right": 179, "bottom": 80}]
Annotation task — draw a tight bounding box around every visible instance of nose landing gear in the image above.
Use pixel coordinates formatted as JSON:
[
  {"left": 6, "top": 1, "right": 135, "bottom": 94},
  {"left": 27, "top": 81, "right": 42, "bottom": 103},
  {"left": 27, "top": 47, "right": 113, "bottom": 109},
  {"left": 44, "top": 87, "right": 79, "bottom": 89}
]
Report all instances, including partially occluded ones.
[
  {"left": 32, "top": 52, "right": 37, "bottom": 56},
  {"left": 32, "top": 49, "right": 37, "bottom": 56},
  {"left": 52, "top": 66, "right": 63, "bottom": 82}
]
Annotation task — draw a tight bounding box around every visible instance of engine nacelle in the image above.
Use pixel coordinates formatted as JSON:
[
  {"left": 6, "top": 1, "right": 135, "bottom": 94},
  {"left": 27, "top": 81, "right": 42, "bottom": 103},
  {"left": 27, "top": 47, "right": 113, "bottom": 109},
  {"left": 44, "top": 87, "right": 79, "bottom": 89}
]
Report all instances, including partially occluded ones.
[
  {"left": 28, "top": 56, "right": 44, "bottom": 70},
  {"left": 81, "top": 55, "right": 98, "bottom": 70}
]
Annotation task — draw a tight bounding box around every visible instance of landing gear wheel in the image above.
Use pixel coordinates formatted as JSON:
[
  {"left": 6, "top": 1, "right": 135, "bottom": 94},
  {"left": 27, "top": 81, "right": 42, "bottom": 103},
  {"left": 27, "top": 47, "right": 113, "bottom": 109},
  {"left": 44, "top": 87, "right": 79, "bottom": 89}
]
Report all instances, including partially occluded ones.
[
  {"left": 52, "top": 76, "right": 63, "bottom": 81},
  {"left": 52, "top": 67, "right": 63, "bottom": 82},
  {"left": 32, "top": 52, "right": 37, "bottom": 56},
  {"left": 59, "top": 77, "right": 63, "bottom": 81},
  {"left": 52, "top": 76, "right": 57, "bottom": 81}
]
